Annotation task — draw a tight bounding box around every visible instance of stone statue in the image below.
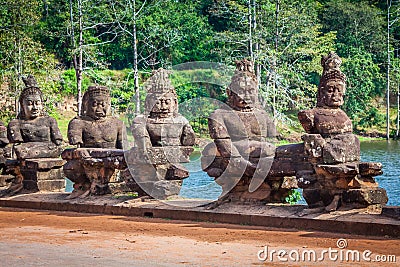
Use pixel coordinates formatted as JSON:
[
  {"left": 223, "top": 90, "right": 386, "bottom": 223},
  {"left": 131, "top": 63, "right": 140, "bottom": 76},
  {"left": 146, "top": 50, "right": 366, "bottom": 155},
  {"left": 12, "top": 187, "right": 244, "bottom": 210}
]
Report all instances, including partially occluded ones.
[
  {"left": 3, "top": 75, "right": 65, "bottom": 195},
  {"left": 297, "top": 52, "right": 387, "bottom": 211},
  {"left": 124, "top": 68, "right": 195, "bottom": 199},
  {"left": 8, "top": 75, "right": 63, "bottom": 159},
  {"left": 62, "top": 85, "right": 126, "bottom": 198},
  {"left": 202, "top": 59, "right": 290, "bottom": 203}
]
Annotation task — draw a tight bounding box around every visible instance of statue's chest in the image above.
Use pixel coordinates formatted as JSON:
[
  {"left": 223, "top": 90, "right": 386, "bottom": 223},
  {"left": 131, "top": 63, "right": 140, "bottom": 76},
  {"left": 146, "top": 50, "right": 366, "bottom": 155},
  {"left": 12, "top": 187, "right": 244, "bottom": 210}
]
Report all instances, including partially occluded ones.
[
  {"left": 314, "top": 109, "right": 352, "bottom": 135},
  {"left": 146, "top": 122, "right": 184, "bottom": 146},
  {"left": 225, "top": 112, "right": 267, "bottom": 138},
  {"left": 20, "top": 121, "right": 50, "bottom": 141},
  {"left": 82, "top": 120, "right": 118, "bottom": 142}
]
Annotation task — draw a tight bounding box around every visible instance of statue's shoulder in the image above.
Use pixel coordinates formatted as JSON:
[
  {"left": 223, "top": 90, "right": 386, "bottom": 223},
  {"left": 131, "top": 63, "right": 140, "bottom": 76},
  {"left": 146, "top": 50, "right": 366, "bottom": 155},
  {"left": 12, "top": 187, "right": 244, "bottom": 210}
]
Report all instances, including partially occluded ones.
[
  {"left": 174, "top": 114, "right": 190, "bottom": 124},
  {"left": 209, "top": 108, "right": 232, "bottom": 119},
  {"left": 132, "top": 115, "right": 146, "bottom": 124},
  {"left": 7, "top": 118, "right": 20, "bottom": 128},
  {"left": 68, "top": 116, "right": 86, "bottom": 128},
  {"left": 41, "top": 115, "right": 57, "bottom": 124},
  {"left": 109, "top": 116, "right": 125, "bottom": 125}
]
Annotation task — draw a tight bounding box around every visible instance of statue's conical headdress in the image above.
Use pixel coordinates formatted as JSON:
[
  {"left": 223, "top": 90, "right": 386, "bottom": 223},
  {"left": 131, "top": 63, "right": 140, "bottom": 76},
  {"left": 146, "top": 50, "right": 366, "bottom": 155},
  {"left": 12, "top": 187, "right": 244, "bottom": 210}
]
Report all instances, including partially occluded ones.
[
  {"left": 144, "top": 68, "right": 178, "bottom": 114},
  {"left": 227, "top": 59, "right": 258, "bottom": 108},
  {"left": 317, "top": 52, "right": 346, "bottom": 107},
  {"left": 20, "top": 75, "right": 42, "bottom": 101}
]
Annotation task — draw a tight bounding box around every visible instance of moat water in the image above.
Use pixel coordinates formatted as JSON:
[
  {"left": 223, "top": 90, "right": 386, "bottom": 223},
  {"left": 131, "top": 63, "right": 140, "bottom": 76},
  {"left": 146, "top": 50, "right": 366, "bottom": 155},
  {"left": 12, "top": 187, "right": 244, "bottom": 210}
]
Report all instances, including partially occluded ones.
[
  {"left": 65, "top": 141, "right": 400, "bottom": 206},
  {"left": 180, "top": 141, "right": 400, "bottom": 206}
]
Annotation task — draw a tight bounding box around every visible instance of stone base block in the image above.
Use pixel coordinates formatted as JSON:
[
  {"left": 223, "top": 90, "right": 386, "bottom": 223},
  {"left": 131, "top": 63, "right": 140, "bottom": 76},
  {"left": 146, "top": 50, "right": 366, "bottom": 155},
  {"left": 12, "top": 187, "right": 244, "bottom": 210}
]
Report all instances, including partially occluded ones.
[
  {"left": 14, "top": 158, "right": 66, "bottom": 192},
  {"left": 342, "top": 188, "right": 388, "bottom": 206},
  {"left": 24, "top": 179, "right": 65, "bottom": 192}
]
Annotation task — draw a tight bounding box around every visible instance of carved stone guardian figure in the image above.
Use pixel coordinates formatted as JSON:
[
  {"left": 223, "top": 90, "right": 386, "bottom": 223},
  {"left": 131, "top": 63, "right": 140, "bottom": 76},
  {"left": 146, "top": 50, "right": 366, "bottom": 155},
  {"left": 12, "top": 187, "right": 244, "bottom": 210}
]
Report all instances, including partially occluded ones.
[
  {"left": 202, "top": 59, "right": 292, "bottom": 203},
  {"left": 2, "top": 75, "right": 65, "bottom": 195},
  {"left": 62, "top": 85, "right": 126, "bottom": 198},
  {"left": 124, "top": 68, "right": 195, "bottom": 199},
  {"left": 297, "top": 52, "right": 388, "bottom": 211}
]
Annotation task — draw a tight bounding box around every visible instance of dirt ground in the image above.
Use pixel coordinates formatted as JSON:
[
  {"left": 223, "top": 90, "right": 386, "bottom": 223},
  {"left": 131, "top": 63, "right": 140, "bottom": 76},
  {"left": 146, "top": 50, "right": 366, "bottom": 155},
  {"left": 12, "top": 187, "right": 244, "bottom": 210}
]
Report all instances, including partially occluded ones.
[{"left": 0, "top": 207, "right": 398, "bottom": 266}]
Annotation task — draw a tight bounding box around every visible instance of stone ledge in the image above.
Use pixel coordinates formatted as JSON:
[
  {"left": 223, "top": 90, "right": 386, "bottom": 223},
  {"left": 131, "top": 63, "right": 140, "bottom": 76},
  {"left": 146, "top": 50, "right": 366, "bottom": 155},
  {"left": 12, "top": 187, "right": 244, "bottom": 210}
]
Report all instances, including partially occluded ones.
[{"left": 0, "top": 193, "right": 399, "bottom": 238}]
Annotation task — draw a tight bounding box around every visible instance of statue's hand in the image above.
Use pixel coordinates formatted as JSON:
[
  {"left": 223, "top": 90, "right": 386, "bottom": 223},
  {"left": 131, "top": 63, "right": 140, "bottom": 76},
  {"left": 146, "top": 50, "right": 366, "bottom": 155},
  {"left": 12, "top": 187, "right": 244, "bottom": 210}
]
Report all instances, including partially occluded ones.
[{"left": 242, "top": 159, "right": 257, "bottom": 177}]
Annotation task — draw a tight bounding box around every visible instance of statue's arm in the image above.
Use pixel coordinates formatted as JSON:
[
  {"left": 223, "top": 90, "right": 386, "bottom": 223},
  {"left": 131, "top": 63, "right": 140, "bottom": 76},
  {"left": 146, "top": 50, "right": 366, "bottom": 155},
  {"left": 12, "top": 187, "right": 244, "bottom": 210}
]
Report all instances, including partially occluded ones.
[
  {"left": 67, "top": 118, "right": 83, "bottom": 147},
  {"left": 49, "top": 117, "right": 63, "bottom": 146},
  {"left": 7, "top": 120, "right": 23, "bottom": 143},
  {"left": 131, "top": 116, "right": 151, "bottom": 150},
  {"left": 116, "top": 120, "right": 126, "bottom": 149},
  {"left": 181, "top": 120, "right": 195, "bottom": 146},
  {"left": 265, "top": 115, "right": 277, "bottom": 138},
  {"left": 209, "top": 111, "right": 255, "bottom": 174},
  {"left": 298, "top": 110, "right": 315, "bottom": 133}
]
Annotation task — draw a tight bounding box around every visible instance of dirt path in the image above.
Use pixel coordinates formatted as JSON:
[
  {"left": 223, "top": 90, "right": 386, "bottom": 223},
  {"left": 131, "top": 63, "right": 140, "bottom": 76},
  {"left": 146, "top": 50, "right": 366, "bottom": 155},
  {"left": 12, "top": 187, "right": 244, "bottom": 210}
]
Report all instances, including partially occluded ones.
[{"left": 0, "top": 207, "right": 398, "bottom": 266}]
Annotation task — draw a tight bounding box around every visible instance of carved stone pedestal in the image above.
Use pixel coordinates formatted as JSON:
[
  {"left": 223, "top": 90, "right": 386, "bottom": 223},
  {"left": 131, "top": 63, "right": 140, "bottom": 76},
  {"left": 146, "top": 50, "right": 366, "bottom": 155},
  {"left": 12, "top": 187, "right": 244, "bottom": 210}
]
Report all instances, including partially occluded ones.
[
  {"left": 62, "top": 148, "right": 126, "bottom": 195},
  {"left": 6, "top": 158, "right": 66, "bottom": 192},
  {"left": 298, "top": 134, "right": 388, "bottom": 210},
  {"left": 124, "top": 146, "right": 193, "bottom": 199},
  {"left": 202, "top": 142, "right": 298, "bottom": 203}
]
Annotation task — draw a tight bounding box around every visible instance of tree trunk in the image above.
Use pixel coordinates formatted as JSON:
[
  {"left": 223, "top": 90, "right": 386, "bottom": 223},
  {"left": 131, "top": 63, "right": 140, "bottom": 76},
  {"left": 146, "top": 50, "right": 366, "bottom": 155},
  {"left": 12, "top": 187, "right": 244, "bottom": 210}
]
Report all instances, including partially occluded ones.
[
  {"left": 133, "top": 19, "right": 140, "bottom": 115},
  {"left": 77, "top": 0, "right": 83, "bottom": 116},
  {"left": 133, "top": 0, "right": 140, "bottom": 115},
  {"left": 386, "top": 0, "right": 391, "bottom": 140}
]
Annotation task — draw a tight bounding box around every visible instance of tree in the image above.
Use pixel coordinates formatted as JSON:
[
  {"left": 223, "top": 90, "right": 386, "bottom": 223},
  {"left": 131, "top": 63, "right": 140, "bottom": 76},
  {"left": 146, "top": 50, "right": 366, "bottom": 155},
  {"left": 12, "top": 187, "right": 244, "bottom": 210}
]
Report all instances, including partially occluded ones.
[{"left": 0, "top": 0, "right": 60, "bottom": 121}]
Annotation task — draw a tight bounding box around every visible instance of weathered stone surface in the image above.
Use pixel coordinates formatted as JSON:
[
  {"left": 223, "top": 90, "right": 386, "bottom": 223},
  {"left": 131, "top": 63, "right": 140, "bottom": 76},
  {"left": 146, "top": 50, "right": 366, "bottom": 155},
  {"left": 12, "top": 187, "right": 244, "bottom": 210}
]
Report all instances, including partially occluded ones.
[
  {"left": 322, "top": 134, "right": 360, "bottom": 163},
  {"left": 37, "top": 180, "right": 65, "bottom": 192},
  {"left": 0, "top": 121, "right": 9, "bottom": 171},
  {"left": 24, "top": 158, "right": 65, "bottom": 170},
  {"left": 125, "top": 69, "right": 195, "bottom": 199},
  {"left": 63, "top": 85, "right": 127, "bottom": 198},
  {"left": 296, "top": 52, "right": 388, "bottom": 211},
  {"left": 342, "top": 188, "right": 388, "bottom": 206},
  {"left": 202, "top": 59, "right": 289, "bottom": 203},
  {"left": 1, "top": 76, "right": 64, "bottom": 195}
]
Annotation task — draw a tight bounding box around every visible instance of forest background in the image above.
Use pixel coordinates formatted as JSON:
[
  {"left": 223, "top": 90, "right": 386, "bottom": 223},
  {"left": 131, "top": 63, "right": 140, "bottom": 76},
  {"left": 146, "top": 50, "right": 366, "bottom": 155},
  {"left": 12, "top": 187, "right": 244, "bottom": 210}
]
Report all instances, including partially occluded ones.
[{"left": 1, "top": 0, "right": 400, "bottom": 140}]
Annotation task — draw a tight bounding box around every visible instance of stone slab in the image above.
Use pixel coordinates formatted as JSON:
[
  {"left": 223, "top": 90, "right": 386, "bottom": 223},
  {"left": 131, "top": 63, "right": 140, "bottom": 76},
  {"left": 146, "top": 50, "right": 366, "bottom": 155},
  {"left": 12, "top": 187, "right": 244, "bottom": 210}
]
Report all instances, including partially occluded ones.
[
  {"left": 24, "top": 158, "right": 66, "bottom": 170},
  {"left": 0, "top": 193, "right": 399, "bottom": 238}
]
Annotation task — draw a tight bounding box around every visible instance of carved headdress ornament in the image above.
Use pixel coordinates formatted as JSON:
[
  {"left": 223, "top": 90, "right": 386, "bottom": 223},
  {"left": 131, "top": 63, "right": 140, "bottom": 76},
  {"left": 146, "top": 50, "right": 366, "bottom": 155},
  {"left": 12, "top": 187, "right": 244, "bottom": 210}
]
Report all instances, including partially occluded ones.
[
  {"left": 85, "top": 85, "right": 110, "bottom": 98},
  {"left": 317, "top": 52, "right": 346, "bottom": 107},
  {"left": 319, "top": 52, "right": 346, "bottom": 88},
  {"left": 145, "top": 68, "right": 176, "bottom": 95},
  {"left": 20, "top": 75, "right": 43, "bottom": 100},
  {"left": 227, "top": 59, "right": 259, "bottom": 108},
  {"left": 144, "top": 68, "right": 178, "bottom": 115}
]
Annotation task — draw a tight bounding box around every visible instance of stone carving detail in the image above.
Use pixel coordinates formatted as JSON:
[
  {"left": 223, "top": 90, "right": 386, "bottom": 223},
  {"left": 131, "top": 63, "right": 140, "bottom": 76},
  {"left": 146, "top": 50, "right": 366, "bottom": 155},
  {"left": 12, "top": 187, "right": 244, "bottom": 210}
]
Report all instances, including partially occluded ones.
[
  {"left": 297, "top": 52, "right": 388, "bottom": 211},
  {"left": 62, "top": 85, "right": 126, "bottom": 198},
  {"left": 202, "top": 59, "right": 294, "bottom": 203},
  {"left": 2, "top": 75, "right": 65, "bottom": 195},
  {"left": 0, "top": 121, "right": 9, "bottom": 172},
  {"left": 124, "top": 68, "right": 195, "bottom": 199}
]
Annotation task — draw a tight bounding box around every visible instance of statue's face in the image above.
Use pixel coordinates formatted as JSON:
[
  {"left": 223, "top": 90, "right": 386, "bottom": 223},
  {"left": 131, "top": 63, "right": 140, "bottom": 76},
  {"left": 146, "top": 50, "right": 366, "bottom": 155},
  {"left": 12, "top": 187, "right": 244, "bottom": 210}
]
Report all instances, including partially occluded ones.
[
  {"left": 151, "top": 93, "right": 177, "bottom": 118},
  {"left": 321, "top": 80, "right": 345, "bottom": 108},
  {"left": 86, "top": 95, "right": 110, "bottom": 120},
  {"left": 22, "top": 94, "right": 43, "bottom": 120},
  {"left": 228, "top": 87, "right": 257, "bottom": 110}
]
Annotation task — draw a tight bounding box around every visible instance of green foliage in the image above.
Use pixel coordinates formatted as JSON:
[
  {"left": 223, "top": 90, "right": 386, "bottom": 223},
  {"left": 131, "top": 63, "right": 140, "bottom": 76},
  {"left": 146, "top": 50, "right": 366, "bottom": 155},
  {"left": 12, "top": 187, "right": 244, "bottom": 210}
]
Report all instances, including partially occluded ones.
[
  {"left": 0, "top": 0, "right": 398, "bottom": 135},
  {"left": 284, "top": 189, "right": 302, "bottom": 205},
  {"left": 341, "top": 49, "right": 384, "bottom": 127},
  {"left": 321, "top": 0, "right": 386, "bottom": 60}
]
